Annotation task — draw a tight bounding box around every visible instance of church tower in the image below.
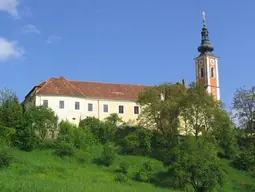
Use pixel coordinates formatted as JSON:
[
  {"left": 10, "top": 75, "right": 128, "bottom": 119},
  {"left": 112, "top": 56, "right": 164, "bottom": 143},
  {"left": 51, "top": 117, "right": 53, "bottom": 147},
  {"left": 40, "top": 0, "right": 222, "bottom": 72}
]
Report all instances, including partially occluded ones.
[{"left": 195, "top": 12, "right": 220, "bottom": 101}]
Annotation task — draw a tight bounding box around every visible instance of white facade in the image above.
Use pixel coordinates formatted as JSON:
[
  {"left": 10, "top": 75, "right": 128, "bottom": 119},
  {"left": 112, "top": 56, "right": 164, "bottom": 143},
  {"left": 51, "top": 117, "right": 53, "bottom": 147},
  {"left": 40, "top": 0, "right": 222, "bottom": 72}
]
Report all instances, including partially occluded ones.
[{"left": 26, "top": 94, "right": 140, "bottom": 125}]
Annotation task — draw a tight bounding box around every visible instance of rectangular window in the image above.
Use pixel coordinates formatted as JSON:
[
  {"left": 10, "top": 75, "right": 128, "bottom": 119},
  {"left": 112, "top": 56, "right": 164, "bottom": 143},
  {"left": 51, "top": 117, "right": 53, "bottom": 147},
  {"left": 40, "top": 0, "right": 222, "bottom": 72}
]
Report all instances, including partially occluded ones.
[
  {"left": 88, "top": 103, "right": 93, "bottom": 111},
  {"left": 59, "top": 100, "right": 64, "bottom": 109},
  {"left": 42, "top": 100, "right": 48, "bottom": 107},
  {"left": 75, "top": 102, "right": 80, "bottom": 110},
  {"left": 134, "top": 106, "right": 139, "bottom": 114},
  {"left": 103, "top": 104, "right": 108, "bottom": 113},
  {"left": 211, "top": 67, "right": 215, "bottom": 78},
  {"left": 200, "top": 68, "right": 204, "bottom": 78},
  {"left": 119, "top": 105, "right": 124, "bottom": 114}
]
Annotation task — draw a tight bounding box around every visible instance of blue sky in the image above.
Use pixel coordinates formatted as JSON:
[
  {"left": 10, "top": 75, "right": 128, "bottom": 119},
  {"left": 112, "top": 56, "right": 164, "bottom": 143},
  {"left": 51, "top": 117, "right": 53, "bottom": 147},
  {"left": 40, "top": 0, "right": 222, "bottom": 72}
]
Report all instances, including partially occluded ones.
[{"left": 0, "top": 0, "right": 254, "bottom": 110}]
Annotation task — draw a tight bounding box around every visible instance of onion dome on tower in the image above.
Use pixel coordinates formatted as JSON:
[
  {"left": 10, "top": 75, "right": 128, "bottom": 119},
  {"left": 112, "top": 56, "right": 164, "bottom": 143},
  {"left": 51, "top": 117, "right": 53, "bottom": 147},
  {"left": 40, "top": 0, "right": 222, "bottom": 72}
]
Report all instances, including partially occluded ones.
[{"left": 197, "top": 11, "right": 214, "bottom": 56}]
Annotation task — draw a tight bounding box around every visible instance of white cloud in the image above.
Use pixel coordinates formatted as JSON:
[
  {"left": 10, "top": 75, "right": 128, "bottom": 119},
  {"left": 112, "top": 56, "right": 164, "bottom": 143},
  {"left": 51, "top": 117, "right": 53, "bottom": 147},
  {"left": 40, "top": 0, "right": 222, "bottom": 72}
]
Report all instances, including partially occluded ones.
[
  {"left": 0, "top": 0, "right": 20, "bottom": 18},
  {"left": 0, "top": 37, "right": 24, "bottom": 61},
  {"left": 46, "top": 34, "right": 61, "bottom": 44},
  {"left": 22, "top": 24, "right": 41, "bottom": 35}
]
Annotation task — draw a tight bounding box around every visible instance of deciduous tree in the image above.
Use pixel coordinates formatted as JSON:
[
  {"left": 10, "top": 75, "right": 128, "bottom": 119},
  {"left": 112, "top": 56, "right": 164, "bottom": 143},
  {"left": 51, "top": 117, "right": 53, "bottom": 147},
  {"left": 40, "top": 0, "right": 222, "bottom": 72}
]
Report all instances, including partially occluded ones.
[
  {"left": 182, "top": 83, "right": 218, "bottom": 140},
  {"left": 23, "top": 106, "right": 58, "bottom": 140},
  {"left": 137, "top": 83, "right": 187, "bottom": 147},
  {"left": 232, "top": 86, "right": 255, "bottom": 139},
  {"left": 169, "top": 137, "right": 226, "bottom": 192}
]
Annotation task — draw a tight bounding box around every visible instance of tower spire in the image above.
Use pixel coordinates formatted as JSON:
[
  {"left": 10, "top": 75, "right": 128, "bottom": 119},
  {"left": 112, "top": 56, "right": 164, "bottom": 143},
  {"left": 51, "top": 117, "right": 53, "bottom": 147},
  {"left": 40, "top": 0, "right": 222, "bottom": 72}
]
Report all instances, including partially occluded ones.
[
  {"left": 202, "top": 11, "right": 206, "bottom": 27},
  {"left": 198, "top": 11, "right": 214, "bottom": 56},
  {"left": 195, "top": 11, "right": 220, "bottom": 101}
]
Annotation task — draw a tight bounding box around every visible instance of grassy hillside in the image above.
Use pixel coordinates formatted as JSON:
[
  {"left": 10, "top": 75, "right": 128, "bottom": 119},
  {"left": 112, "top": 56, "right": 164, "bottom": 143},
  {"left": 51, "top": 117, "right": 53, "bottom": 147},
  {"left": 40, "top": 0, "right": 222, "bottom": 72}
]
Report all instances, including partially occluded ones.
[
  {"left": 0, "top": 148, "right": 176, "bottom": 192},
  {"left": 0, "top": 147, "right": 254, "bottom": 192},
  {"left": 219, "top": 159, "right": 255, "bottom": 191}
]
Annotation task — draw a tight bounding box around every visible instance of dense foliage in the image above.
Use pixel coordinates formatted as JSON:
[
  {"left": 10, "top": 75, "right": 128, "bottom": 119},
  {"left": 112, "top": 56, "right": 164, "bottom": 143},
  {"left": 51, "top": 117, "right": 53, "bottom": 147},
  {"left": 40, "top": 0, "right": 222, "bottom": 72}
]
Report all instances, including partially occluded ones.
[{"left": 0, "top": 83, "right": 254, "bottom": 192}]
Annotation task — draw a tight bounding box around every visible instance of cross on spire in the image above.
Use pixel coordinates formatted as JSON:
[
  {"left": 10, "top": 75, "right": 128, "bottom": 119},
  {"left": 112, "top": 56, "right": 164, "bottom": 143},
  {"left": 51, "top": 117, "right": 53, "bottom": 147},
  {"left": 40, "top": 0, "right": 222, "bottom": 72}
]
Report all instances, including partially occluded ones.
[{"left": 202, "top": 11, "right": 206, "bottom": 27}]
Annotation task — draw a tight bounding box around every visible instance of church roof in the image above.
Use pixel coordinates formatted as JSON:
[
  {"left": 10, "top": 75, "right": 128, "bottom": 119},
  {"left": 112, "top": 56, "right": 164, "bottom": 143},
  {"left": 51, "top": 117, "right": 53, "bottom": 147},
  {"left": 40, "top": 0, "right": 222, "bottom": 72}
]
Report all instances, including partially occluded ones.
[{"left": 26, "top": 76, "right": 152, "bottom": 101}]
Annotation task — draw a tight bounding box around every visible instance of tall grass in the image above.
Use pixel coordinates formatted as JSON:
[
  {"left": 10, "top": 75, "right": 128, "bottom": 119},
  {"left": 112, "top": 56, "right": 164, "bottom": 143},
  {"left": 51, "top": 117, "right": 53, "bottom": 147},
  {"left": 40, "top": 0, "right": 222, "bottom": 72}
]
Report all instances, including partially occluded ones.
[
  {"left": 0, "top": 148, "right": 173, "bottom": 192},
  {"left": 0, "top": 147, "right": 254, "bottom": 192}
]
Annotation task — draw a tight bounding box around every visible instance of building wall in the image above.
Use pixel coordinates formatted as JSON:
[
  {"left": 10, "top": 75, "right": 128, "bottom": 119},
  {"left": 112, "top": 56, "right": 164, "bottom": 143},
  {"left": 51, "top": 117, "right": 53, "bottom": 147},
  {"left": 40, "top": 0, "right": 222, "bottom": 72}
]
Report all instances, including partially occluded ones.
[
  {"left": 35, "top": 94, "right": 140, "bottom": 125},
  {"left": 23, "top": 92, "right": 36, "bottom": 109},
  {"left": 195, "top": 55, "right": 220, "bottom": 101}
]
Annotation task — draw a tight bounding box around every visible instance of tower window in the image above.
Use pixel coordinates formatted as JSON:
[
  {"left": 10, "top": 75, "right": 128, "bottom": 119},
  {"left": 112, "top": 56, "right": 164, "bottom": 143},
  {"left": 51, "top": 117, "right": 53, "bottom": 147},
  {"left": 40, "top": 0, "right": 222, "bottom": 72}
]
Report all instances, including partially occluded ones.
[
  {"left": 200, "top": 68, "right": 204, "bottom": 78},
  {"left": 211, "top": 67, "right": 215, "bottom": 78}
]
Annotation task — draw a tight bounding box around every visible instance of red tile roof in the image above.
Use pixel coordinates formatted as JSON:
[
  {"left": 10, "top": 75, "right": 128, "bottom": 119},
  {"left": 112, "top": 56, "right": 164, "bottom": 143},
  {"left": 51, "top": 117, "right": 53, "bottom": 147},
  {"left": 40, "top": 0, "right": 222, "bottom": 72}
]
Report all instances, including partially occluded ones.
[{"left": 31, "top": 77, "right": 152, "bottom": 100}]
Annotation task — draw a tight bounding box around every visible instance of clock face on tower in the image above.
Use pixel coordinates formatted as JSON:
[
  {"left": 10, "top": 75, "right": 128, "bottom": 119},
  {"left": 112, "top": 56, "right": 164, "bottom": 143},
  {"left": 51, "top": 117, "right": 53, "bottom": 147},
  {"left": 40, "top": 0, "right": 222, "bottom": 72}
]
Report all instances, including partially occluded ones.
[
  {"left": 210, "top": 59, "right": 215, "bottom": 65},
  {"left": 199, "top": 60, "right": 203, "bottom": 67}
]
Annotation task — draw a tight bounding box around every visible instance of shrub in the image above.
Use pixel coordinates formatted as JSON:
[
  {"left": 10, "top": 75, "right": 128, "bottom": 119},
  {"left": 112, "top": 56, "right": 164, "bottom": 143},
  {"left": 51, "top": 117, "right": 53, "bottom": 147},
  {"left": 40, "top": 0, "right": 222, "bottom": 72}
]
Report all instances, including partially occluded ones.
[
  {"left": 115, "top": 173, "right": 129, "bottom": 183},
  {"left": 102, "top": 122, "right": 117, "bottom": 143},
  {"left": 134, "top": 169, "right": 150, "bottom": 182},
  {"left": 0, "top": 125, "right": 16, "bottom": 146},
  {"left": 0, "top": 147, "right": 16, "bottom": 168},
  {"left": 133, "top": 161, "right": 154, "bottom": 183},
  {"left": 142, "top": 160, "right": 153, "bottom": 171},
  {"left": 122, "top": 132, "right": 140, "bottom": 154},
  {"left": 54, "top": 141, "right": 74, "bottom": 157},
  {"left": 79, "top": 117, "right": 102, "bottom": 130},
  {"left": 137, "top": 128, "right": 152, "bottom": 155},
  {"left": 79, "top": 117, "right": 117, "bottom": 143},
  {"left": 118, "top": 162, "right": 129, "bottom": 174},
  {"left": 38, "top": 139, "right": 55, "bottom": 149},
  {"left": 232, "top": 144, "right": 255, "bottom": 171},
  {"left": 74, "top": 149, "right": 93, "bottom": 164},
  {"left": 73, "top": 128, "right": 98, "bottom": 149},
  {"left": 58, "top": 120, "right": 76, "bottom": 136},
  {"left": 22, "top": 106, "right": 58, "bottom": 141},
  {"left": 122, "top": 128, "right": 152, "bottom": 156},
  {"left": 98, "top": 142, "right": 118, "bottom": 166}
]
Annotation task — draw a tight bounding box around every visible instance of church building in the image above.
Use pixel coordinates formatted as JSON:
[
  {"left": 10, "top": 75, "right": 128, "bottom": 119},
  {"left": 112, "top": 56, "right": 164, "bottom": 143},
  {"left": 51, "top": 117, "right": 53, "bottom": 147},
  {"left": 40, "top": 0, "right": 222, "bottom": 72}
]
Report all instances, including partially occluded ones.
[
  {"left": 23, "top": 12, "right": 220, "bottom": 125},
  {"left": 195, "top": 11, "right": 220, "bottom": 101}
]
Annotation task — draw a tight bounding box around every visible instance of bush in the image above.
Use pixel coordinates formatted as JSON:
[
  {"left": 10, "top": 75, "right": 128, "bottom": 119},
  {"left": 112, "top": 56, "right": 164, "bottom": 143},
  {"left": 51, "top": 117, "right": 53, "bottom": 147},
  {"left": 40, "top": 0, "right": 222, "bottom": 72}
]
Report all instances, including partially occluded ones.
[
  {"left": 115, "top": 173, "right": 129, "bottom": 183},
  {"left": 142, "top": 160, "right": 153, "bottom": 171},
  {"left": 38, "top": 139, "right": 55, "bottom": 149},
  {"left": 58, "top": 120, "right": 76, "bottom": 136},
  {"left": 54, "top": 142, "right": 74, "bottom": 157},
  {"left": 73, "top": 128, "right": 98, "bottom": 149},
  {"left": 74, "top": 149, "right": 93, "bottom": 164},
  {"left": 232, "top": 144, "right": 255, "bottom": 171},
  {"left": 122, "top": 132, "right": 140, "bottom": 154},
  {"left": 0, "top": 125, "right": 16, "bottom": 146},
  {"left": 118, "top": 162, "right": 129, "bottom": 174},
  {"left": 14, "top": 124, "right": 39, "bottom": 151},
  {"left": 134, "top": 169, "right": 150, "bottom": 182},
  {"left": 79, "top": 117, "right": 117, "bottom": 143},
  {"left": 0, "top": 147, "right": 16, "bottom": 168},
  {"left": 97, "top": 142, "right": 118, "bottom": 166},
  {"left": 133, "top": 161, "right": 154, "bottom": 183},
  {"left": 122, "top": 128, "right": 152, "bottom": 156}
]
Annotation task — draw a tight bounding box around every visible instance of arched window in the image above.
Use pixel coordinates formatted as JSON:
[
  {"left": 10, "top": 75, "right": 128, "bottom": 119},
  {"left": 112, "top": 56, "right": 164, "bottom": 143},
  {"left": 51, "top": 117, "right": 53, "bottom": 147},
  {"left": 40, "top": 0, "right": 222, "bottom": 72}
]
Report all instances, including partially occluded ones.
[
  {"left": 211, "top": 67, "right": 215, "bottom": 78},
  {"left": 200, "top": 68, "right": 204, "bottom": 78}
]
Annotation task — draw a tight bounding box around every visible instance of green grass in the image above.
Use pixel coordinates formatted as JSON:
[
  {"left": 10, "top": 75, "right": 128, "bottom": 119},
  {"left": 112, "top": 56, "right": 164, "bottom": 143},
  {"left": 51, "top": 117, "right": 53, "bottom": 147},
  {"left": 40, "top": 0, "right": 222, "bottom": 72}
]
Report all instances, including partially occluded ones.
[
  {"left": 219, "top": 159, "right": 255, "bottom": 191},
  {"left": 0, "top": 149, "right": 175, "bottom": 192},
  {"left": 0, "top": 148, "right": 254, "bottom": 192}
]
